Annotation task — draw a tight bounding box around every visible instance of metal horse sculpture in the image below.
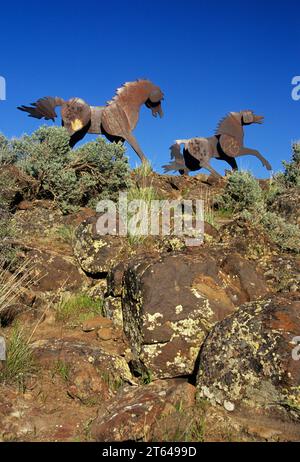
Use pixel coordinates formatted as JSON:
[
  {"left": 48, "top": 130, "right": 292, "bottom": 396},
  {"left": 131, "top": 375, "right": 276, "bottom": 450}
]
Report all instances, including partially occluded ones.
[
  {"left": 18, "top": 79, "right": 164, "bottom": 164},
  {"left": 163, "top": 110, "right": 272, "bottom": 177}
]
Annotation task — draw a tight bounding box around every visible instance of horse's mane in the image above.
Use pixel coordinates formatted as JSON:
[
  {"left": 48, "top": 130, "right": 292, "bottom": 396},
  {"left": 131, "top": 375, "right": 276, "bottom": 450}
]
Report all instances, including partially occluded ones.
[
  {"left": 215, "top": 112, "right": 243, "bottom": 138},
  {"left": 106, "top": 79, "right": 153, "bottom": 106}
]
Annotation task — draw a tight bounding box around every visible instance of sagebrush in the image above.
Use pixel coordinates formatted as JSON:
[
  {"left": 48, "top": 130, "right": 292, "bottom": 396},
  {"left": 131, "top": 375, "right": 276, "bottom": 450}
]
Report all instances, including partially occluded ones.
[
  {"left": 216, "top": 170, "right": 264, "bottom": 213},
  {"left": 217, "top": 160, "right": 300, "bottom": 253},
  {"left": 0, "top": 127, "right": 131, "bottom": 213}
]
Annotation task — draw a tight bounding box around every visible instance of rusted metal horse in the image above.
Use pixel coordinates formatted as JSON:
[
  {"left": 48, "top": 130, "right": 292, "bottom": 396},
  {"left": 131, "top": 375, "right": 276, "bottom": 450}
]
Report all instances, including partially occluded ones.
[
  {"left": 18, "top": 79, "right": 164, "bottom": 164},
  {"left": 163, "top": 110, "right": 272, "bottom": 177}
]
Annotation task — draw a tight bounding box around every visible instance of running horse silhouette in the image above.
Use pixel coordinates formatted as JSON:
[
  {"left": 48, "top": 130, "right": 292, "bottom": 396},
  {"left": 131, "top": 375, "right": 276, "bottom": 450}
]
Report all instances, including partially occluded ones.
[
  {"left": 18, "top": 79, "right": 164, "bottom": 164},
  {"left": 163, "top": 110, "right": 272, "bottom": 177}
]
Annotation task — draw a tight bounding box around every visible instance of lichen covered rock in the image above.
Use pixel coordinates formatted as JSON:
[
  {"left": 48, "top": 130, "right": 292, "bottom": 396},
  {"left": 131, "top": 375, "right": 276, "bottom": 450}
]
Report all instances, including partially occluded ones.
[
  {"left": 196, "top": 293, "right": 300, "bottom": 417},
  {"left": 28, "top": 249, "right": 86, "bottom": 292},
  {"left": 74, "top": 215, "right": 125, "bottom": 274},
  {"left": 103, "top": 296, "right": 123, "bottom": 327},
  {"left": 122, "top": 250, "right": 268, "bottom": 379}
]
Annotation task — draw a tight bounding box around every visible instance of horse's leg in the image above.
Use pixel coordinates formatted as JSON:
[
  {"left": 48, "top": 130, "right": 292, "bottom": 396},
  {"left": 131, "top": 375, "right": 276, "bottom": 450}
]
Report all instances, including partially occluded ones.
[
  {"left": 62, "top": 118, "right": 90, "bottom": 148},
  {"left": 125, "top": 133, "right": 149, "bottom": 165},
  {"left": 68, "top": 123, "right": 91, "bottom": 148},
  {"left": 202, "top": 162, "right": 222, "bottom": 178},
  {"left": 225, "top": 156, "right": 238, "bottom": 170},
  {"left": 215, "top": 154, "right": 238, "bottom": 171},
  {"left": 179, "top": 169, "right": 190, "bottom": 175},
  {"left": 237, "top": 148, "right": 272, "bottom": 170}
]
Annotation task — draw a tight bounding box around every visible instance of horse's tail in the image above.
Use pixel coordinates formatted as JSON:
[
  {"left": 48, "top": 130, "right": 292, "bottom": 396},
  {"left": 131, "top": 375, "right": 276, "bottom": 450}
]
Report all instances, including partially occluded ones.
[
  {"left": 18, "top": 96, "right": 65, "bottom": 121},
  {"left": 163, "top": 143, "right": 188, "bottom": 173}
]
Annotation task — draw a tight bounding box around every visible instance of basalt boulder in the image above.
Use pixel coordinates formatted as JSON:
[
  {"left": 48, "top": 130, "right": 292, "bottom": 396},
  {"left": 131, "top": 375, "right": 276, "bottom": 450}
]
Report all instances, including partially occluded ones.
[
  {"left": 196, "top": 293, "right": 300, "bottom": 418},
  {"left": 28, "top": 249, "right": 86, "bottom": 292},
  {"left": 122, "top": 249, "right": 268, "bottom": 379},
  {"left": 73, "top": 215, "right": 126, "bottom": 275},
  {"left": 31, "top": 336, "right": 134, "bottom": 402},
  {"left": 91, "top": 379, "right": 196, "bottom": 442}
]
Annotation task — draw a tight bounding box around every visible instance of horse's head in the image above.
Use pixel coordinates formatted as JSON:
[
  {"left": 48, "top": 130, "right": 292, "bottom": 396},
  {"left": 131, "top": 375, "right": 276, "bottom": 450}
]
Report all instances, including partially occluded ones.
[
  {"left": 240, "top": 110, "right": 264, "bottom": 125},
  {"left": 145, "top": 85, "right": 164, "bottom": 118},
  {"left": 61, "top": 97, "right": 91, "bottom": 134}
]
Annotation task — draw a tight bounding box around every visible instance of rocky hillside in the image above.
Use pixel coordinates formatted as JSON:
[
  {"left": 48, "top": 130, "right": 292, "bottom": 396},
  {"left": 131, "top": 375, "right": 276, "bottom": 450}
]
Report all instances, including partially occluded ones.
[{"left": 0, "top": 129, "right": 299, "bottom": 442}]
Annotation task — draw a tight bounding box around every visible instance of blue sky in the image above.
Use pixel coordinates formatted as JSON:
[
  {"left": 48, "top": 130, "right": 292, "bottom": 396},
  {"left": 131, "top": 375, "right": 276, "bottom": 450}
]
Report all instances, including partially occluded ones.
[{"left": 0, "top": 0, "right": 299, "bottom": 177}]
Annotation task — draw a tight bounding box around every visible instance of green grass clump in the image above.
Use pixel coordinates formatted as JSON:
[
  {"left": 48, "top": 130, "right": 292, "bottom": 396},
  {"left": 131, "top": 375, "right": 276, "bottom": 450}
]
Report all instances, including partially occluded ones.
[
  {"left": 55, "top": 293, "right": 104, "bottom": 325},
  {"left": 128, "top": 162, "right": 160, "bottom": 204},
  {"left": 141, "top": 369, "right": 152, "bottom": 385},
  {"left": 54, "top": 225, "right": 76, "bottom": 245},
  {"left": 100, "top": 371, "right": 124, "bottom": 392},
  {"left": 0, "top": 324, "right": 35, "bottom": 385},
  {"left": 125, "top": 164, "right": 162, "bottom": 245},
  {"left": 133, "top": 161, "right": 154, "bottom": 179},
  {"left": 127, "top": 184, "right": 159, "bottom": 204},
  {"left": 52, "top": 359, "right": 71, "bottom": 382}
]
